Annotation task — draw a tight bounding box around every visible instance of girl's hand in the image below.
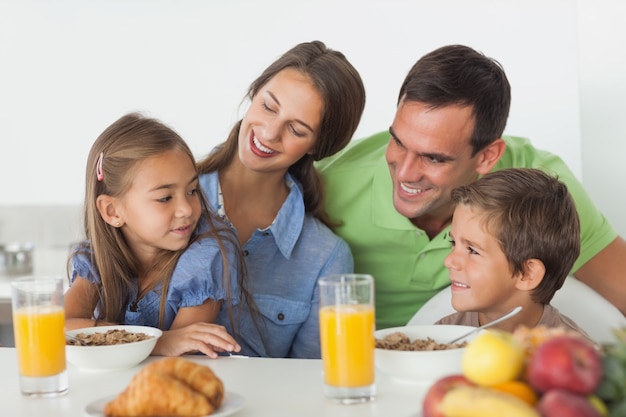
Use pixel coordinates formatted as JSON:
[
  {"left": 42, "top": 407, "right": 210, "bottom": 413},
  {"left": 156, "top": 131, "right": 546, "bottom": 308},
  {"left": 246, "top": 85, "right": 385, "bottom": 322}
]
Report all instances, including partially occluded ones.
[{"left": 151, "top": 322, "right": 241, "bottom": 358}]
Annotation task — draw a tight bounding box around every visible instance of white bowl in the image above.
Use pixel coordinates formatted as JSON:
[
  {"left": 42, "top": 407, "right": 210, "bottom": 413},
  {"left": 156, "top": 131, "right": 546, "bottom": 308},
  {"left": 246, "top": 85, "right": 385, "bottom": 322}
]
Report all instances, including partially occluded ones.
[
  {"left": 66, "top": 325, "right": 162, "bottom": 370},
  {"left": 375, "top": 325, "right": 482, "bottom": 384}
]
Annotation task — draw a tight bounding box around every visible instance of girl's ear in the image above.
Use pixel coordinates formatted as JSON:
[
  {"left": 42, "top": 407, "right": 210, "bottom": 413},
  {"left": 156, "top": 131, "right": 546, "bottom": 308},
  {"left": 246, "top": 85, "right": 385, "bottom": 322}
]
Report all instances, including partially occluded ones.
[
  {"left": 96, "top": 195, "right": 124, "bottom": 228},
  {"left": 515, "top": 258, "right": 545, "bottom": 291}
]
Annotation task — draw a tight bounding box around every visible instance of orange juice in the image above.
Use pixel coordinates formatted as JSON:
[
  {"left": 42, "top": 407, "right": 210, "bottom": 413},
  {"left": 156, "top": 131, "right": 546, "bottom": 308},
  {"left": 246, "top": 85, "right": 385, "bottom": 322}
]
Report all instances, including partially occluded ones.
[
  {"left": 13, "top": 305, "right": 66, "bottom": 377},
  {"left": 319, "top": 304, "right": 375, "bottom": 387}
]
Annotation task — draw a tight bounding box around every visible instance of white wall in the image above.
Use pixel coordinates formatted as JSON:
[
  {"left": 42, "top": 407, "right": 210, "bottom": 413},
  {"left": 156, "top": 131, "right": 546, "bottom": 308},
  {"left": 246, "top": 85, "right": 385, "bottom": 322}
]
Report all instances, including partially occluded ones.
[
  {"left": 1, "top": 0, "right": 581, "bottom": 197},
  {"left": 1, "top": 0, "right": 623, "bottom": 235},
  {"left": 577, "top": 0, "right": 626, "bottom": 237}
]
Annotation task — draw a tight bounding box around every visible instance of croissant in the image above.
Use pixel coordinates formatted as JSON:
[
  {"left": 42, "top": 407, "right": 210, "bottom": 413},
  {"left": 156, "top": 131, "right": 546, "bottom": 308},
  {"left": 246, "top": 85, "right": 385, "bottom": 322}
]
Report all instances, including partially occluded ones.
[
  {"left": 104, "top": 357, "right": 224, "bottom": 417},
  {"left": 146, "top": 357, "right": 224, "bottom": 408}
]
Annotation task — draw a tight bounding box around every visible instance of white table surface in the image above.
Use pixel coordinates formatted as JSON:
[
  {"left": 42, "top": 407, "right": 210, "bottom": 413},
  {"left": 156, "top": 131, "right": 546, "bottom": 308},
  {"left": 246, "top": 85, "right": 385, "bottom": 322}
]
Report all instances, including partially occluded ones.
[{"left": 0, "top": 348, "right": 427, "bottom": 417}]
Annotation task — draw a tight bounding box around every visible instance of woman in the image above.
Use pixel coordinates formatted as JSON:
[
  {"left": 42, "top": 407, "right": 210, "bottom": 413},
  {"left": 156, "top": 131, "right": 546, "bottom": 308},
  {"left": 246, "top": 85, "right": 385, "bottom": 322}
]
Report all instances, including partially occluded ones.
[{"left": 197, "top": 40, "right": 366, "bottom": 358}]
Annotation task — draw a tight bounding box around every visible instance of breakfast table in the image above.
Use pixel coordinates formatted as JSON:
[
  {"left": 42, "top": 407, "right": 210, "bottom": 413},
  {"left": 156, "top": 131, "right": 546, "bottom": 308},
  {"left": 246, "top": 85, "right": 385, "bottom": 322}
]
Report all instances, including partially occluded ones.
[
  {"left": 1, "top": 248, "right": 428, "bottom": 416},
  {"left": 0, "top": 347, "right": 427, "bottom": 417}
]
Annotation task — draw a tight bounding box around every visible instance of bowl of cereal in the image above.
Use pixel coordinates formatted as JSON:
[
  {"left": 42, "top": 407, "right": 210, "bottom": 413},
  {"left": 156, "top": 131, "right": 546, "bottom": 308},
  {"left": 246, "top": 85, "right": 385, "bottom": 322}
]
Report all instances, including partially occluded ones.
[
  {"left": 66, "top": 325, "right": 162, "bottom": 370},
  {"left": 374, "top": 325, "right": 484, "bottom": 384}
]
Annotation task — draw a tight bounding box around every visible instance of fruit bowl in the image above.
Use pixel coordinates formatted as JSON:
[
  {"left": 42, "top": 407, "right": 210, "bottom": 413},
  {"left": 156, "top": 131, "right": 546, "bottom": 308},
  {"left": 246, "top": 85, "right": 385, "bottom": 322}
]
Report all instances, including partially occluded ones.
[
  {"left": 66, "top": 325, "right": 162, "bottom": 370},
  {"left": 375, "top": 325, "right": 483, "bottom": 384},
  {"left": 421, "top": 327, "right": 607, "bottom": 417}
]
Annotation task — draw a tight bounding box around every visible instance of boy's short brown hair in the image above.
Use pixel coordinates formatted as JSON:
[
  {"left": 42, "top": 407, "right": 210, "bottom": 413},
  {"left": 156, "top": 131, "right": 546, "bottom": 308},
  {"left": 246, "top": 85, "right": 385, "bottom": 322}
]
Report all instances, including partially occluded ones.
[{"left": 451, "top": 168, "right": 581, "bottom": 304}]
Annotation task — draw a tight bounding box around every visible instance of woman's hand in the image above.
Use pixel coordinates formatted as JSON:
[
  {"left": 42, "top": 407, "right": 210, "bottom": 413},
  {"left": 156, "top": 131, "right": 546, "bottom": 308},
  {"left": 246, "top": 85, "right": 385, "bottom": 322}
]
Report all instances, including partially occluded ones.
[{"left": 152, "top": 322, "right": 241, "bottom": 358}]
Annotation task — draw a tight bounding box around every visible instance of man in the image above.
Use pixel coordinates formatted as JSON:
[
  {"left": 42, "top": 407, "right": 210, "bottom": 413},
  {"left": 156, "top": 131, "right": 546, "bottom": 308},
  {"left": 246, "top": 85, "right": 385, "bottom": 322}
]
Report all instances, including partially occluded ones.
[{"left": 317, "top": 44, "right": 626, "bottom": 329}]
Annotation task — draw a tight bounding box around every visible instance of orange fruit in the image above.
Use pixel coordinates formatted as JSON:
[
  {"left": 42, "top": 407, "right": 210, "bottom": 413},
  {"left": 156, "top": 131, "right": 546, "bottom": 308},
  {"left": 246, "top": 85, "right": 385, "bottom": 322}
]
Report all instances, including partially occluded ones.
[
  {"left": 512, "top": 325, "right": 574, "bottom": 361},
  {"left": 491, "top": 380, "right": 539, "bottom": 406}
]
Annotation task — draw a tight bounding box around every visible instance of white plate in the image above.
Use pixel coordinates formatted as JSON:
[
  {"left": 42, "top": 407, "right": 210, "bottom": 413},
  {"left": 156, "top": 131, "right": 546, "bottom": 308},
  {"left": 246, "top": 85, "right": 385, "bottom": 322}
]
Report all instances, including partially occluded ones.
[{"left": 84, "top": 390, "right": 245, "bottom": 417}]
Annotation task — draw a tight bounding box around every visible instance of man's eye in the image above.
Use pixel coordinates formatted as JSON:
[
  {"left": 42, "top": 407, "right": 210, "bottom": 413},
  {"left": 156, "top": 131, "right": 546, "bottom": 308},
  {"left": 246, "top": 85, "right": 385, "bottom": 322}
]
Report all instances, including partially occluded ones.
[{"left": 392, "top": 136, "right": 404, "bottom": 149}]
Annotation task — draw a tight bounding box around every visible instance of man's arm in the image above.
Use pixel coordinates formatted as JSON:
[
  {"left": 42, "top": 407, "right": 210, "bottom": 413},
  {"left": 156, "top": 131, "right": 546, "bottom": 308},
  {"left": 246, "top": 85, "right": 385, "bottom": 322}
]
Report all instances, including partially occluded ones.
[{"left": 574, "top": 236, "right": 626, "bottom": 316}]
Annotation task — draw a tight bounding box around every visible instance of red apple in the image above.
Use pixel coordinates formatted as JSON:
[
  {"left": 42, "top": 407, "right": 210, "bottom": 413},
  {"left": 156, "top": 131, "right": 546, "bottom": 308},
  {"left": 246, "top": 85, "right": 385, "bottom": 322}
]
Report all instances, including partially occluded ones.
[
  {"left": 422, "top": 374, "right": 475, "bottom": 417},
  {"left": 537, "top": 389, "right": 602, "bottom": 417},
  {"left": 527, "top": 335, "right": 602, "bottom": 395}
]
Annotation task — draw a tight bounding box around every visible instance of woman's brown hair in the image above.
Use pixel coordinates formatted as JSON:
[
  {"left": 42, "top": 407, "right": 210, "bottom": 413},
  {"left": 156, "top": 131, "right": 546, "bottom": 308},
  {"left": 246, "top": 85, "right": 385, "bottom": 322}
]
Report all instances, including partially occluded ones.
[{"left": 197, "top": 40, "right": 366, "bottom": 228}]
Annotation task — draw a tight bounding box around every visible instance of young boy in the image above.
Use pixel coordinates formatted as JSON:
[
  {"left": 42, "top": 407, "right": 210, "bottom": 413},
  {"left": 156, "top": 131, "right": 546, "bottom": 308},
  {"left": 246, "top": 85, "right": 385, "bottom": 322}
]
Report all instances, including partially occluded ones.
[{"left": 436, "top": 168, "right": 587, "bottom": 335}]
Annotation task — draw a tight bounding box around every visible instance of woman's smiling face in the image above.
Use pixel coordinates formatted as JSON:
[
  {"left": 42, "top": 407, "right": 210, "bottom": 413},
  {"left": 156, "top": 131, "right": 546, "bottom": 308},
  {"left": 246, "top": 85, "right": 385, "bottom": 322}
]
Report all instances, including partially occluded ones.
[{"left": 237, "top": 67, "right": 323, "bottom": 174}]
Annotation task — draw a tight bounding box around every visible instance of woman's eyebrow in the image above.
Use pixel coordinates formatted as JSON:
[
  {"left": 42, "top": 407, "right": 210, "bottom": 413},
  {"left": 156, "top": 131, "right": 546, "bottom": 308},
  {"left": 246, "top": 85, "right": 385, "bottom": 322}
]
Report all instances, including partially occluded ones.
[{"left": 267, "top": 91, "right": 315, "bottom": 133}]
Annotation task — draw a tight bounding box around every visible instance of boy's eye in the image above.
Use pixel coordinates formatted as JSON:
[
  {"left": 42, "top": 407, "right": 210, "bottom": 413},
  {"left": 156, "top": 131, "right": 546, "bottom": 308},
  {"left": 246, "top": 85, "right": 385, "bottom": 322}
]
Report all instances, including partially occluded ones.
[{"left": 157, "top": 196, "right": 172, "bottom": 203}]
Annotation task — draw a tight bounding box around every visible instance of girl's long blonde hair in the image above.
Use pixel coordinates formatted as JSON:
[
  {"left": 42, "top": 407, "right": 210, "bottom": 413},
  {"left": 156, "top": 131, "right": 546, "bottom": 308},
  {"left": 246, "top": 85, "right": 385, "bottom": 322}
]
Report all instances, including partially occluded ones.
[{"left": 76, "top": 112, "right": 247, "bottom": 330}]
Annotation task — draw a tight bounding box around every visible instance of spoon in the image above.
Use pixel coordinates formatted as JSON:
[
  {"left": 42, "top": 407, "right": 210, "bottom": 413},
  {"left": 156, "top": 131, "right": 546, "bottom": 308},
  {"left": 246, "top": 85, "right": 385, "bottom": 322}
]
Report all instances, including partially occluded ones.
[
  {"left": 445, "top": 306, "right": 523, "bottom": 345},
  {"left": 226, "top": 352, "right": 249, "bottom": 359}
]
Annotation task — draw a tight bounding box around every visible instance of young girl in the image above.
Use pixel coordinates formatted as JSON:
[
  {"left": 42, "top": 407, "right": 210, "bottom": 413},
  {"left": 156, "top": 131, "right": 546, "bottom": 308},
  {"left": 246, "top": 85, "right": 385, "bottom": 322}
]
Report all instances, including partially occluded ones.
[
  {"left": 196, "top": 40, "right": 366, "bottom": 358},
  {"left": 65, "top": 112, "right": 246, "bottom": 357}
]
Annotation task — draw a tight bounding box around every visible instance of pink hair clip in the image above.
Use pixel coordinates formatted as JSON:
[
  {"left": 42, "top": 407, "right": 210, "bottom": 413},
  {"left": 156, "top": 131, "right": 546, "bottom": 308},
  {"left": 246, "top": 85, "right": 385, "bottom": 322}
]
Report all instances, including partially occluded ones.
[{"left": 96, "top": 152, "right": 104, "bottom": 181}]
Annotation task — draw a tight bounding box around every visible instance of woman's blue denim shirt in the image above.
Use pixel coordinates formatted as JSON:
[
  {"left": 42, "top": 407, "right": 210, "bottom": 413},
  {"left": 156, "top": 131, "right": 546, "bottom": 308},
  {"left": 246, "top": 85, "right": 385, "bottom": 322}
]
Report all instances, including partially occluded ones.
[{"left": 199, "top": 171, "right": 354, "bottom": 359}]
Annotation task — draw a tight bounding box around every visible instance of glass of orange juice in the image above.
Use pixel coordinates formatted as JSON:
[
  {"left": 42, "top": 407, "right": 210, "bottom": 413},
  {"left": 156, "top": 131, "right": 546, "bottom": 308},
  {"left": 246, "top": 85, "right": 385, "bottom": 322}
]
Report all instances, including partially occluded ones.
[
  {"left": 11, "top": 276, "right": 68, "bottom": 397},
  {"left": 319, "top": 274, "right": 375, "bottom": 404}
]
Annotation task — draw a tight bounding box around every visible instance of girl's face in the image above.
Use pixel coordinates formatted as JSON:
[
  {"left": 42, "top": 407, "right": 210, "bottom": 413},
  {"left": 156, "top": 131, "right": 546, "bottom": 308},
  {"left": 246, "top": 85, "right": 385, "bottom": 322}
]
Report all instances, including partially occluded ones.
[
  {"left": 237, "top": 67, "right": 323, "bottom": 174},
  {"left": 443, "top": 204, "right": 520, "bottom": 314},
  {"left": 113, "top": 149, "right": 201, "bottom": 263}
]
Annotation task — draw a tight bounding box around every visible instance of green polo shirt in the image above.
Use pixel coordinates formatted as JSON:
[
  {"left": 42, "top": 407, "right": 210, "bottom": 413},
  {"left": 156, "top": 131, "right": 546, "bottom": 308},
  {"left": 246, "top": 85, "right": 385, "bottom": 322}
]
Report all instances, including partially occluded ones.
[{"left": 317, "top": 131, "right": 617, "bottom": 329}]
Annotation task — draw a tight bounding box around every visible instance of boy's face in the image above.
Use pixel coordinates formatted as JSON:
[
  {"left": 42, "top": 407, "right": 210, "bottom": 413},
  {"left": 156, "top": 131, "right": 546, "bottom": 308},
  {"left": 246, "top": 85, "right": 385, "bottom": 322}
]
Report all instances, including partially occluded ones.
[{"left": 444, "top": 204, "right": 520, "bottom": 315}]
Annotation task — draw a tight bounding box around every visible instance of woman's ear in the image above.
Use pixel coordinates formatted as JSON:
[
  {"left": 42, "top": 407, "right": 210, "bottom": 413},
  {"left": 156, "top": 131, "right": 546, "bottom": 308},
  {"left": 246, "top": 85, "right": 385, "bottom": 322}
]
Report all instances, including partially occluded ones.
[
  {"left": 516, "top": 258, "right": 546, "bottom": 291},
  {"left": 96, "top": 195, "right": 124, "bottom": 228}
]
